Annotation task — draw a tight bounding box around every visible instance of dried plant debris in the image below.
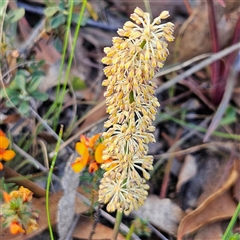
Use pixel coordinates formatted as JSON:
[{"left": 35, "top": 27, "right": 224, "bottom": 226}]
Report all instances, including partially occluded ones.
[
  {"left": 134, "top": 195, "right": 184, "bottom": 236},
  {"left": 57, "top": 156, "right": 82, "bottom": 240}
]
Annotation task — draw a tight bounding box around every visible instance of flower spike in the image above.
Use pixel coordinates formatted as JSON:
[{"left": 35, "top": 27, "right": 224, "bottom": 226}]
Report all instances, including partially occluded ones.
[{"left": 99, "top": 7, "right": 174, "bottom": 214}]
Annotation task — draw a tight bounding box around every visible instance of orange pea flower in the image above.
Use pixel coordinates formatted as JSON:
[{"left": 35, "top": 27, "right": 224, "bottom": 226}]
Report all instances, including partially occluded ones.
[
  {"left": 71, "top": 133, "right": 112, "bottom": 174},
  {"left": 0, "top": 131, "right": 15, "bottom": 170},
  {"left": 80, "top": 134, "right": 101, "bottom": 148},
  {"left": 95, "top": 143, "right": 106, "bottom": 164},
  {"left": 71, "top": 142, "right": 89, "bottom": 173},
  {"left": 88, "top": 161, "right": 99, "bottom": 173},
  {"left": 3, "top": 191, "right": 11, "bottom": 203},
  {"left": 10, "top": 222, "right": 25, "bottom": 235}
]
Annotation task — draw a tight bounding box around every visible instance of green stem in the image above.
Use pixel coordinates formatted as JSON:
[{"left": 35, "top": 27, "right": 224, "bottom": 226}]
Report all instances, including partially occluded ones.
[
  {"left": 46, "top": 125, "right": 64, "bottom": 240},
  {"left": 126, "top": 221, "right": 135, "bottom": 240},
  {"left": 162, "top": 113, "right": 240, "bottom": 141},
  {"left": 45, "top": 0, "right": 74, "bottom": 131},
  {"left": 53, "top": 0, "right": 87, "bottom": 130},
  {"left": 222, "top": 202, "right": 240, "bottom": 239},
  {"left": 112, "top": 210, "right": 123, "bottom": 240}
]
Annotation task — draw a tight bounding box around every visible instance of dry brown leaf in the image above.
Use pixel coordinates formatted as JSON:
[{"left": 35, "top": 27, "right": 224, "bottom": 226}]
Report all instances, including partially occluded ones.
[
  {"left": 177, "top": 168, "right": 238, "bottom": 240},
  {"left": 193, "top": 222, "right": 223, "bottom": 240},
  {"left": 0, "top": 190, "right": 89, "bottom": 240},
  {"left": 4, "top": 166, "right": 46, "bottom": 198},
  {"left": 2, "top": 114, "right": 21, "bottom": 124},
  {"left": 173, "top": 1, "right": 240, "bottom": 63},
  {"left": 135, "top": 195, "right": 184, "bottom": 236},
  {"left": 72, "top": 215, "right": 125, "bottom": 240},
  {"left": 176, "top": 154, "right": 198, "bottom": 192}
]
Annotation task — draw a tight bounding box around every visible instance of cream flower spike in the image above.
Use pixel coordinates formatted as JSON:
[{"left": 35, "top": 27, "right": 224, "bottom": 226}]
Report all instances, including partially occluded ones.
[{"left": 99, "top": 7, "right": 174, "bottom": 215}]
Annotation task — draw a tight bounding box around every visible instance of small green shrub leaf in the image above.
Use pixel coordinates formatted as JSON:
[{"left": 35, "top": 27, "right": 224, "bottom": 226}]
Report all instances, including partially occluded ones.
[
  {"left": 15, "top": 71, "right": 26, "bottom": 91},
  {"left": 50, "top": 14, "right": 66, "bottom": 29},
  {"left": 44, "top": 6, "right": 59, "bottom": 17},
  {"left": 220, "top": 106, "right": 237, "bottom": 126},
  {"left": 7, "top": 8, "right": 25, "bottom": 23},
  {"left": 28, "top": 77, "right": 42, "bottom": 92},
  {"left": 71, "top": 76, "right": 86, "bottom": 90},
  {"left": 71, "top": 13, "right": 87, "bottom": 25},
  {"left": 19, "top": 101, "right": 30, "bottom": 115},
  {"left": 30, "top": 90, "right": 48, "bottom": 101},
  {"left": 6, "top": 97, "right": 20, "bottom": 107}
]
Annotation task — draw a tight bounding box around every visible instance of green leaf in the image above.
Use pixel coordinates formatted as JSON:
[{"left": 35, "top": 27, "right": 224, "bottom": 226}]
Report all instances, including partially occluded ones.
[
  {"left": 30, "top": 90, "right": 48, "bottom": 101},
  {"left": 5, "top": 88, "right": 20, "bottom": 98},
  {"left": 14, "top": 71, "right": 26, "bottom": 91},
  {"left": 71, "top": 76, "right": 86, "bottom": 90},
  {"left": 220, "top": 106, "right": 237, "bottom": 126},
  {"left": 28, "top": 77, "right": 42, "bottom": 92},
  {"left": 0, "top": 87, "right": 18, "bottom": 99},
  {"left": 32, "top": 70, "right": 45, "bottom": 79},
  {"left": 9, "top": 8, "right": 25, "bottom": 23},
  {"left": 44, "top": 6, "right": 59, "bottom": 17},
  {"left": 19, "top": 101, "right": 30, "bottom": 115},
  {"left": 6, "top": 97, "right": 20, "bottom": 107},
  {"left": 50, "top": 14, "right": 66, "bottom": 29},
  {"left": 71, "top": 13, "right": 87, "bottom": 25},
  {"left": 9, "top": 96, "right": 21, "bottom": 105},
  {"left": 54, "top": 37, "right": 63, "bottom": 53}
]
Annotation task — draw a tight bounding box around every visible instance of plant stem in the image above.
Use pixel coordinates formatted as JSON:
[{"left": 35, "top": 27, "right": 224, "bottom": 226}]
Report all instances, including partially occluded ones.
[
  {"left": 46, "top": 125, "right": 63, "bottom": 240},
  {"left": 112, "top": 210, "right": 123, "bottom": 240},
  {"left": 53, "top": 0, "right": 87, "bottom": 130},
  {"left": 161, "top": 113, "right": 240, "bottom": 141},
  {"left": 222, "top": 202, "right": 240, "bottom": 239},
  {"left": 126, "top": 221, "right": 135, "bottom": 240}
]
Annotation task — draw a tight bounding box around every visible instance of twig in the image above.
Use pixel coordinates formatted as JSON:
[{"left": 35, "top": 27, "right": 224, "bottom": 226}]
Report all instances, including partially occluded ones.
[
  {"left": 147, "top": 223, "right": 169, "bottom": 240},
  {"left": 154, "top": 53, "right": 212, "bottom": 78},
  {"left": 152, "top": 117, "right": 211, "bottom": 176},
  {"left": 153, "top": 141, "right": 239, "bottom": 160},
  {"left": 30, "top": 107, "right": 73, "bottom": 155},
  {"left": 65, "top": 214, "right": 81, "bottom": 240},
  {"left": 19, "top": 18, "right": 45, "bottom": 56},
  {"left": 155, "top": 42, "right": 240, "bottom": 94},
  {"left": 12, "top": 143, "right": 60, "bottom": 182}
]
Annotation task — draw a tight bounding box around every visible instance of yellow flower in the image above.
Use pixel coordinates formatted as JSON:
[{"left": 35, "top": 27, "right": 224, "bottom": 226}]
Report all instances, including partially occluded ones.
[{"left": 0, "top": 132, "right": 16, "bottom": 170}]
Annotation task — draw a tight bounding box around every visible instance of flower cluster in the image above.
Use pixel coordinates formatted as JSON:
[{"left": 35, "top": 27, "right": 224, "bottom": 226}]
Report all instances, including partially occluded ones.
[
  {"left": 99, "top": 7, "right": 174, "bottom": 214},
  {"left": 1, "top": 186, "right": 39, "bottom": 235},
  {"left": 71, "top": 134, "right": 112, "bottom": 173},
  {"left": 0, "top": 130, "right": 15, "bottom": 170}
]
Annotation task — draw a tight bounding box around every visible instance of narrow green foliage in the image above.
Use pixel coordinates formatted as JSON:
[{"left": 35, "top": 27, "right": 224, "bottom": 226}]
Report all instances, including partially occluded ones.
[
  {"left": 46, "top": 125, "right": 64, "bottom": 240},
  {"left": 222, "top": 202, "right": 240, "bottom": 240}
]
